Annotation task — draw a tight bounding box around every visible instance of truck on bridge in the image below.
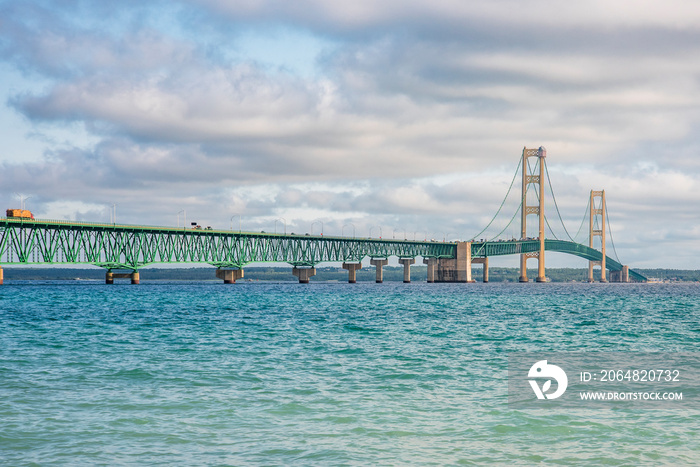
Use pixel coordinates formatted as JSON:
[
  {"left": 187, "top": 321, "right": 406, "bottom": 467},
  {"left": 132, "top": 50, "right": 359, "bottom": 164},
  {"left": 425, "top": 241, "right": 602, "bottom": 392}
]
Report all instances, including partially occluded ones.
[{"left": 6, "top": 209, "right": 34, "bottom": 220}]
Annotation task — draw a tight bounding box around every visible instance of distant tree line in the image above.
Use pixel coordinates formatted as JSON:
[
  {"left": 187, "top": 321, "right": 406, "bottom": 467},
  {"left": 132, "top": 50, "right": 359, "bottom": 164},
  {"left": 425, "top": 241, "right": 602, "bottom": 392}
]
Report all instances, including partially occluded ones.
[{"left": 3, "top": 266, "right": 698, "bottom": 282}]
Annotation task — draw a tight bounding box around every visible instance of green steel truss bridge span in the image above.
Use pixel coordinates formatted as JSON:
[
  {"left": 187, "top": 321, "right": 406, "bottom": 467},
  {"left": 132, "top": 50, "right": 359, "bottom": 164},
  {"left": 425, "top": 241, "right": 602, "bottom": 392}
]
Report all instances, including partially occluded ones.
[
  {"left": 0, "top": 218, "right": 646, "bottom": 283},
  {"left": 0, "top": 147, "right": 647, "bottom": 284}
]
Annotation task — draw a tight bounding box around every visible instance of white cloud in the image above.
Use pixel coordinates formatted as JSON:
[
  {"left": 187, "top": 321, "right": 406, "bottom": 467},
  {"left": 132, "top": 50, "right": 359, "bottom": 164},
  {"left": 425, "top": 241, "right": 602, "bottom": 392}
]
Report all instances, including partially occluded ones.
[{"left": 1, "top": 0, "right": 700, "bottom": 268}]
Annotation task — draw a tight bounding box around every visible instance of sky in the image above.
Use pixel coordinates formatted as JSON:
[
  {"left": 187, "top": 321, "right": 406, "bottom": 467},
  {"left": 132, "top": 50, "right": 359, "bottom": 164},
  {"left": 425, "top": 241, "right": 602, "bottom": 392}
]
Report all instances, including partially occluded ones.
[{"left": 1, "top": 0, "right": 699, "bottom": 269}]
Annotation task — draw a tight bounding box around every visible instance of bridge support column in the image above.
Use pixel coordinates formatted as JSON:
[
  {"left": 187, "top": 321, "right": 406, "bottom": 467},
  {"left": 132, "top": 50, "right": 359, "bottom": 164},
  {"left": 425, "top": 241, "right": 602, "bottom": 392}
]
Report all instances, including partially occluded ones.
[
  {"left": 292, "top": 267, "right": 316, "bottom": 284},
  {"left": 519, "top": 256, "right": 528, "bottom": 282},
  {"left": 457, "top": 242, "right": 473, "bottom": 283},
  {"left": 436, "top": 242, "right": 474, "bottom": 282},
  {"left": 588, "top": 190, "right": 607, "bottom": 283},
  {"left": 536, "top": 250, "right": 546, "bottom": 282},
  {"left": 216, "top": 268, "right": 244, "bottom": 284},
  {"left": 473, "top": 257, "right": 488, "bottom": 283},
  {"left": 587, "top": 262, "right": 596, "bottom": 282},
  {"left": 0, "top": 266, "right": 4, "bottom": 285},
  {"left": 342, "top": 262, "right": 362, "bottom": 283},
  {"left": 370, "top": 258, "right": 388, "bottom": 283},
  {"left": 588, "top": 262, "right": 607, "bottom": 282},
  {"left": 398, "top": 258, "right": 415, "bottom": 283},
  {"left": 423, "top": 257, "right": 437, "bottom": 283},
  {"left": 106, "top": 270, "right": 140, "bottom": 284},
  {"left": 609, "top": 266, "right": 629, "bottom": 283},
  {"left": 520, "top": 146, "right": 547, "bottom": 283}
]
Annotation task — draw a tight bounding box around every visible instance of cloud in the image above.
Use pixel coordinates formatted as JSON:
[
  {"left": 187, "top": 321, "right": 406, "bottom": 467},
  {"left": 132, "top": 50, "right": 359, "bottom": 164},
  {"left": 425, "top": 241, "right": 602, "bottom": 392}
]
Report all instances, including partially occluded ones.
[{"left": 1, "top": 0, "right": 700, "bottom": 267}]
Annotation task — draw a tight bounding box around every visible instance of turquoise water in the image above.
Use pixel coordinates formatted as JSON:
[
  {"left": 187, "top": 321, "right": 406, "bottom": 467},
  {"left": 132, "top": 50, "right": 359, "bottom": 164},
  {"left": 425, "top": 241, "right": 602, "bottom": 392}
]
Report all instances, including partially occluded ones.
[{"left": 1, "top": 281, "right": 699, "bottom": 465}]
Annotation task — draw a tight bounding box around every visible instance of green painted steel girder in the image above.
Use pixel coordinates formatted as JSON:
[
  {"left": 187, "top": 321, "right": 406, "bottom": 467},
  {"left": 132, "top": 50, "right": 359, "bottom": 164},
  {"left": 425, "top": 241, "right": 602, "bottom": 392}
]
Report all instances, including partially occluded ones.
[
  {"left": 471, "top": 239, "right": 647, "bottom": 281},
  {"left": 0, "top": 219, "right": 454, "bottom": 269},
  {"left": 0, "top": 218, "right": 646, "bottom": 281}
]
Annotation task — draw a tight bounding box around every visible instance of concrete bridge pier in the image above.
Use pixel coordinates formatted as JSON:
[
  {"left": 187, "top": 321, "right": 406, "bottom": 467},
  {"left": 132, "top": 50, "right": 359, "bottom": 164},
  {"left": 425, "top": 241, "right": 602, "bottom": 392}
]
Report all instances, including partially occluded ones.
[
  {"left": 106, "top": 270, "right": 140, "bottom": 284},
  {"left": 370, "top": 258, "right": 388, "bottom": 283},
  {"left": 216, "top": 268, "right": 244, "bottom": 284},
  {"left": 588, "top": 261, "right": 608, "bottom": 282},
  {"left": 609, "top": 266, "right": 629, "bottom": 283},
  {"left": 423, "top": 257, "right": 437, "bottom": 283},
  {"left": 436, "top": 242, "right": 473, "bottom": 282},
  {"left": 398, "top": 258, "right": 415, "bottom": 283},
  {"left": 473, "top": 257, "right": 489, "bottom": 283},
  {"left": 342, "top": 262, "right": 362, "bottom": 283},
  {"left": 293, "top": 267, "right": 316, "bottom": 284}
]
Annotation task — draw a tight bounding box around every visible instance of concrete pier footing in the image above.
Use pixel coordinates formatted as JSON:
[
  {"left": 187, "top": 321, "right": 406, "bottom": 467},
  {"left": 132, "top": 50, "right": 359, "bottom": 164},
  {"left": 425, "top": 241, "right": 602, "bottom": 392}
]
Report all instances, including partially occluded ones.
[
  {"left": 473, "top": 257, "right": 489, "bottom": 283},
  {"left": 609, "top": 266, "right": 629, "bottom": 283},
  {"left": 342, "top": 262, "right": 362, "bottom": 283},
  {"left": 293, "top": 267, "right": 316, "bottom": 284},
  {"left": 435, "top": 242, "right": 474, "bottom": 282},
  {"left": 106, "top": 270, "right": 140, "bottom": 284},
  {"left": 370, "top": 258, "right": 388, "bottom": 283},
  {"left": 216, "top": 268, "right": 244, "bottom": 284},
  {"left": 423, "top": 257, "right": 437, "bottom": 283},
  {"left": 398, "top": 258, "right": 415, "bottom": 283}
]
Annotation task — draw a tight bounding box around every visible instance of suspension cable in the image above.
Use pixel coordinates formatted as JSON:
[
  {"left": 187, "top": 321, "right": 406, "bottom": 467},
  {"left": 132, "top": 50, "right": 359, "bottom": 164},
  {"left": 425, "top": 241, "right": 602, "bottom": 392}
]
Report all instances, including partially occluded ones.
[
  {"left": 544, "top": 214, "right": 559, "bottom": 240},
  {"left": 530, "top": 162, "right": 560, "bottom": 240},
  {"left": 473, "top": 156, "right": 542, "bottom": 256},
  {"left": 469, "top": 156, "right": 522, "bottom": 240},
  {"left": 572, "top": 195, "right": 590, "bottom": 244},
  {"left": 542, "top": 159, "right": 575, "bottom": 241},
  {"left": 472, "top": 192, "right": 525, "bottom": 258},
  {"left": 604, "top": 199, "right": 622, "bottom": 263}
]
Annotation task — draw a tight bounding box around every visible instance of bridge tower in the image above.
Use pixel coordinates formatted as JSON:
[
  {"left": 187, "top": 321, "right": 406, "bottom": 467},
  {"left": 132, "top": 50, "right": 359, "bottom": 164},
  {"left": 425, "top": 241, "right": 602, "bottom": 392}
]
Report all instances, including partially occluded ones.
[
  {"left": 519, "top": 146, "right": 547, "bottom": 282},
  {"left": 588, "top": 190, "right": 607, "bottom": 282}
]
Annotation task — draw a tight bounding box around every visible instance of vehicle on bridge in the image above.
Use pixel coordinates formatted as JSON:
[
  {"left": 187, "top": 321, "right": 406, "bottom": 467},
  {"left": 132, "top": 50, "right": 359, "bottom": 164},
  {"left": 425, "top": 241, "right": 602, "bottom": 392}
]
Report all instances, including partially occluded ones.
[{"left": 6, "top": 209, "right": 34, "bottom": 220}]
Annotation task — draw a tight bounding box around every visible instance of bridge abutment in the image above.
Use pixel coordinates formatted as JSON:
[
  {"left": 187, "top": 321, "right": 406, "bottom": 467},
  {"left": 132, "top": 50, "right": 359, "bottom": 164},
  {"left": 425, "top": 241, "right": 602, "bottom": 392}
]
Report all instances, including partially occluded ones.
[
  {"left": 435, "top": 242, "right": 474, "bottom": 282},
  {"left": 293, "top": 267, "right": 316, "bottom": 284},
  {"left": 216, "top": 268, "right": 244, "bottom": 284},
  {"left": 342, "top": 262, "right": 362, "bottom": 283},
  {"left": 370, "top": 258, "right": 388, "bottom": 283},
  {"left": 398, "top": 258, "right": 415, "bottom": 283}
]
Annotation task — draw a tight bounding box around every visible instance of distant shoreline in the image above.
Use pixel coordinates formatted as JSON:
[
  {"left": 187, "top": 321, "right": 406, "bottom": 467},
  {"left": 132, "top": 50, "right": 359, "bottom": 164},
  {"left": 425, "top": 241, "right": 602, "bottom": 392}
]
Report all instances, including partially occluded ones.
[{"left": 1, "top": 266, "right": 697, "bottom": 282}]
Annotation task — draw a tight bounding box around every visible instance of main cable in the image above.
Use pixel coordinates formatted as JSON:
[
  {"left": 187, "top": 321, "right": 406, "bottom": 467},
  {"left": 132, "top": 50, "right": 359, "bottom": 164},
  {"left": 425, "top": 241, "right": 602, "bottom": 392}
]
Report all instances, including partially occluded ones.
[
  {"left": 572, "top": 195, "right": 590, "bottom": 244},
  {"left": 469, "top": 156, "right": 523, "bottom": 241},
  {"left": 605, "top": 199, "right": 622, "bottom": 263},
  {"left": 543, "top": 159, "right": 575, "bottom": 241}
]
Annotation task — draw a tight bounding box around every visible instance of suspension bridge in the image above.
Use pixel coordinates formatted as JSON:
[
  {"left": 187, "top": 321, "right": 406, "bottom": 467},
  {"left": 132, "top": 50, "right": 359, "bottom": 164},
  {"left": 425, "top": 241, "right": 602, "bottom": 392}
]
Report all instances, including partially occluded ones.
[{"left": 0, "top": 147, "right": 646, "bottom": 284}]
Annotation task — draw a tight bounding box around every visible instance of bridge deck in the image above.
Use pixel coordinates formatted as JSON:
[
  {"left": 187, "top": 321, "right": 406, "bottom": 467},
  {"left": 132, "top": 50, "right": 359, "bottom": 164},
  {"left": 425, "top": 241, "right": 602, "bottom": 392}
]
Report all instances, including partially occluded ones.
[{"left": 0, "top": 218, "right": 646, "bottom": 281}]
